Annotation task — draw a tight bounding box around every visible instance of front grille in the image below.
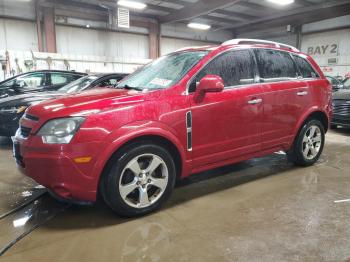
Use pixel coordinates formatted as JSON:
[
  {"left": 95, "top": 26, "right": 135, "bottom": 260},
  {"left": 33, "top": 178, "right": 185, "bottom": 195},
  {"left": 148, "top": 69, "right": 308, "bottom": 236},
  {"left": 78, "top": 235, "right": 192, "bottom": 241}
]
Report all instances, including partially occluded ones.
[
  {"left": 332, "top": 117, "right": 350, "bottom": 125},
  {"left": 25, "top": 113, "right": 39, "bottom": 121},
  {"left": 20, "top": 126, "right": 32, "bottom": 138},
  {"left": 333, "top": 100, "right": 350, "bottom": 115}
]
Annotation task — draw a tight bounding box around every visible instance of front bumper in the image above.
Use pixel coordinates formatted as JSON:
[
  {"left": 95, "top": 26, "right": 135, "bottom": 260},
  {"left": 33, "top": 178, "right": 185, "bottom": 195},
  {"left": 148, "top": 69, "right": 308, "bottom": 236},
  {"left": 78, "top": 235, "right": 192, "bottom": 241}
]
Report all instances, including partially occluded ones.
[
  {"left": 13, "top": 134, "right": 101, "bottom": 202},
  {"left": 331, "top": 114, "right": 350, "bottom": 127},
  {"left": 0, "top": 112, "right": 22, "bottom": 136}
]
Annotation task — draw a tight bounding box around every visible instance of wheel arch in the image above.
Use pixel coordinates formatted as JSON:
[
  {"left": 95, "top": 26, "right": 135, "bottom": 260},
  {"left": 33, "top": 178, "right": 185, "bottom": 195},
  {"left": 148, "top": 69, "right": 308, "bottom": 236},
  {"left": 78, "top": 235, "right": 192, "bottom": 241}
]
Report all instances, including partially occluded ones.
[
  {"left": 95, "top": 128, "right": 187, "bottom": 198},
  {"left": 306, "top": 111, "right": 329, "bottom": 132},
  {"left": 105, "top": 134, "right": 183, "bottom": 180},
  {"left": 293, "top": 109, "right": 329, "bottom": 143}
]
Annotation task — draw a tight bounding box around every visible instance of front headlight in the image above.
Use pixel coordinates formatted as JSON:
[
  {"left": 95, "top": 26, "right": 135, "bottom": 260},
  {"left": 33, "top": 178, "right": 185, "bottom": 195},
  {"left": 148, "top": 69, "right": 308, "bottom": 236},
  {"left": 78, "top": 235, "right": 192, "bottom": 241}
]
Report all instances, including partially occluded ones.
[{"left": 37, "top": 117, "right": 85, "bottom": 144}]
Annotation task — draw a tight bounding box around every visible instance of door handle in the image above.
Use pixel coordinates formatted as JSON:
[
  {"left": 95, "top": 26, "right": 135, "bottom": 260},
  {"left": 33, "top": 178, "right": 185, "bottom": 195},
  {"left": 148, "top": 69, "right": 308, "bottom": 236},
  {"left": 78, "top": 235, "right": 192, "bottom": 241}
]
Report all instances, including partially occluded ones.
[
  {"left": 297, "top": 91, "right": 308, "bottom": 96},
  {"left": 248, "top": 98, "right": 262, "bottom": 105}
]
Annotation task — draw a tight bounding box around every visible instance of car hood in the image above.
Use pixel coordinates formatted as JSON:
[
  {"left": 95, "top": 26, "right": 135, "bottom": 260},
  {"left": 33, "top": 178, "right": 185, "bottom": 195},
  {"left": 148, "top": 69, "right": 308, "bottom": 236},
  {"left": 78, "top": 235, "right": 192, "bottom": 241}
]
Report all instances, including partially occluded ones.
[
  {"left": 0, "top": 92, "right": 63, "bottom": 107},
  {"left": 27, "top": 88, "right": 153, "bottom": 119},
  {"left": 333, "top": 90, "right": 350, "bottom": 100}
]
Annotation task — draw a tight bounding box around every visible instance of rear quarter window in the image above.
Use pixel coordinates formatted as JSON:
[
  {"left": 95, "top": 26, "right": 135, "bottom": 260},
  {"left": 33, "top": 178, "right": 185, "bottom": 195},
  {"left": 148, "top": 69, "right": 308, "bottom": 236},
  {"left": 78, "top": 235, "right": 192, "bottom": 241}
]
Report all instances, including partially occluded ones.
[{"left": 292, "top": 55, "right": 319, "bottom": 79}]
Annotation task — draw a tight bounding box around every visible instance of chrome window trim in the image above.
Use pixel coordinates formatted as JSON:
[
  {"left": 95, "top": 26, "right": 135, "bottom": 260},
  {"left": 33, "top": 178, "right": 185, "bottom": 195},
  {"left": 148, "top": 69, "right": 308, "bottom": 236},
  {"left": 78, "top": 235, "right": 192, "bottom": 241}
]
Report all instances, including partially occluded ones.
[{"left": 185, "top": 46, "right": 318, "bottom": 95}]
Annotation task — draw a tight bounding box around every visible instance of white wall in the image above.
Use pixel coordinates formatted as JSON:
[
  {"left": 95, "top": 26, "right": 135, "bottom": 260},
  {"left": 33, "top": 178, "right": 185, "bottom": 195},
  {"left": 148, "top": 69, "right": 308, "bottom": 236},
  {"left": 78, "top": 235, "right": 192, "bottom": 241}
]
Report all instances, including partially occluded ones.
[
  {"left": 301, "top": 29, "right": 350, "bottom": 78},
  {"left": 0, "top": 19, "right": 38, "bottom": 51},
  {"left": 56, "top": 25, "right": 149, "bottom": 59}
]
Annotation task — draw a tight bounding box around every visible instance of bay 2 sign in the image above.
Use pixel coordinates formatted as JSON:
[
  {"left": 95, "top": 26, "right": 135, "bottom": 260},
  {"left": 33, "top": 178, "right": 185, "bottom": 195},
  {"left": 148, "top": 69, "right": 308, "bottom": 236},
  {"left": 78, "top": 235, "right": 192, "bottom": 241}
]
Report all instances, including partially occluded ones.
[{"left": 307, "top": 43, "right": 339, "bottom": 57}]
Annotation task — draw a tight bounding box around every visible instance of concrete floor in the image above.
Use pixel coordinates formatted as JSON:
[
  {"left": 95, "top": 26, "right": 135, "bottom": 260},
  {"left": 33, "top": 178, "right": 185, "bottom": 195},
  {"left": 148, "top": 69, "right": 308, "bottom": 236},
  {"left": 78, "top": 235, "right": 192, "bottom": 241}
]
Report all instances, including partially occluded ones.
[{"left": 0, "top": 130, "right": 350, "bottom": 261}]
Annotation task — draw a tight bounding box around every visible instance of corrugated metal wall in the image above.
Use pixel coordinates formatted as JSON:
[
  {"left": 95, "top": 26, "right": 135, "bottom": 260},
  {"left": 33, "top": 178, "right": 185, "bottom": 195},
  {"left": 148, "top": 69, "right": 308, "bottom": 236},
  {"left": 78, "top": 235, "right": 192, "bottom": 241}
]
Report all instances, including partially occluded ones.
[
  {"left": 56, "top": 25, "right": 149, "bottom": 59},
  {"left": 0, "top": 19, "right": 38, "bottom": 51}
]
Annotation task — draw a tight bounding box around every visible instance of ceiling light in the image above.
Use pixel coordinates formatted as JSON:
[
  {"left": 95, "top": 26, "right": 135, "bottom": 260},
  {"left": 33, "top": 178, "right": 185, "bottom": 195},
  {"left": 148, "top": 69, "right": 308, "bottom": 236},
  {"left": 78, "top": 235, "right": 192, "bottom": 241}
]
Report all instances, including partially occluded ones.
[
  {"left": 187, "top": 23, "right": 211, "bottom": 30},
  {"left": 117, "top": 0, "right": 147, "bottom": 10},
  {"left": 267, "top": 0, "right": 294, "bottom": 5}
]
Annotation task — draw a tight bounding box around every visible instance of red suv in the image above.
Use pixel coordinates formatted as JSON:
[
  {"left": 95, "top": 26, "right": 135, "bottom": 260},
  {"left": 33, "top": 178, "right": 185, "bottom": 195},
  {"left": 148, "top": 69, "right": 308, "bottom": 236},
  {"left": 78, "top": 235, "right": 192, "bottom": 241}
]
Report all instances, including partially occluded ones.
[{"left": 13, "top": 39, "right": 332, "bottom": 217}]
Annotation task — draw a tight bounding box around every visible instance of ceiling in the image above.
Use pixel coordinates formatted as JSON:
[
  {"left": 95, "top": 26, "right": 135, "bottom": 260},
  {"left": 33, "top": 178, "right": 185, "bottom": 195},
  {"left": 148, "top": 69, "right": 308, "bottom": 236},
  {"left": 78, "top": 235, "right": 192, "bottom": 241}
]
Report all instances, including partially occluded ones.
[{"left": 41, "top": 0, "right": 350, "bottom": 33}]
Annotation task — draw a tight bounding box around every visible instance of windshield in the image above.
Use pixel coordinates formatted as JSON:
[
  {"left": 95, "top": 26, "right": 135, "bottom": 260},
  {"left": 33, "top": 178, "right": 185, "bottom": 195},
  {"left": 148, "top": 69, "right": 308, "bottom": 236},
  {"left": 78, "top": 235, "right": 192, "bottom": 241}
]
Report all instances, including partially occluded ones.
[
  {"left": 117, "top": 51, "right": 208, "bottom": 90},
  {"left": 343, "top": 78, "right": 350, "bottom": 89},
  {"left": 58, "top": 75, "right": 98, "bottom": 94},
  {"left": 0, "top": 78, "right": 15, "bottom": 88}
]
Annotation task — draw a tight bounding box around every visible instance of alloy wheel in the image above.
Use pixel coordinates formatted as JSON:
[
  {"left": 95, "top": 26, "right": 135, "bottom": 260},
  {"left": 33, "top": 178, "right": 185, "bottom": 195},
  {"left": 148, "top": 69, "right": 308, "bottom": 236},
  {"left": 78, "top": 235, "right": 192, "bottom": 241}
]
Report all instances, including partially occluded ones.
[
  {"left": 118, "top": 154, "right": 169, "bottom": 208},
  {"left": 302, "top": 125, "right": 322, "bottom": 160}
]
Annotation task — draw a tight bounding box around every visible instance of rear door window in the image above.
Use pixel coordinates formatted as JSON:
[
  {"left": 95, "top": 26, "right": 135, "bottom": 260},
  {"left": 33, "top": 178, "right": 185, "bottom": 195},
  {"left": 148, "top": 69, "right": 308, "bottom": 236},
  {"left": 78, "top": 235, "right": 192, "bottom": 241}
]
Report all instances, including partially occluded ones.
[
  {"left": 292, "top": 55, "right": 319, "bottom": 78},
  {"left": 190, "top": 49, "right": 256, "bottom": 91},
  {"left": 254, "top": 49, "right": 298, "bottom": 81}
]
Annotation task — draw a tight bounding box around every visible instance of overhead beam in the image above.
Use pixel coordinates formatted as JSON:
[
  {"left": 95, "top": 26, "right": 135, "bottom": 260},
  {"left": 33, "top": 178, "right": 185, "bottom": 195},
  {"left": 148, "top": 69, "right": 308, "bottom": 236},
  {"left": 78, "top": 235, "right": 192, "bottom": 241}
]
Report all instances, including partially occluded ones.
[
  {"left": 159, "top": 0, "right": 241, "bottom": 24},
  {"left": 236, "top": 1, "right": 278, "bottom": 13},
  {"left": 231, "top": 1, "right": 350, "bottom": 34},
  {"left": 214, "top": 9, "right": 258, "bottom": 21},
  {"left": 201, "top": 15, "right": 241, "bottom": 25}
]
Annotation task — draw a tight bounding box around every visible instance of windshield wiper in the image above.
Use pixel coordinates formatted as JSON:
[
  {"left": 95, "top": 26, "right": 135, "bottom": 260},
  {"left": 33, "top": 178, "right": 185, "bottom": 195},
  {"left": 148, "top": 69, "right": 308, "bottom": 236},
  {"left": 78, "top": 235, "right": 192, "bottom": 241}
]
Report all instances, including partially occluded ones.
[{"left": 118, "top": 85, "right": 143, "bottom": 91}]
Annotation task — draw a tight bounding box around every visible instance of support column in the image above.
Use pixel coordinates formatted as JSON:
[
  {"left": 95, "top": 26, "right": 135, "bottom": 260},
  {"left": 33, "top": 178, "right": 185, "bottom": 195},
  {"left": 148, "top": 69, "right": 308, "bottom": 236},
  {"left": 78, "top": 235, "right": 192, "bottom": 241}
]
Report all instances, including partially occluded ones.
[
  {"left": 149, "top": 22, "right": 160, "bottom": 59},
  {"left": 43, "top": 7, "right": 57, "bottom": 53},
  {"left": 35, "top": 2, "right": 43, "bottom": 52},
  {"left": 295, "top": 25, "right": 302, "bottom": 50}
]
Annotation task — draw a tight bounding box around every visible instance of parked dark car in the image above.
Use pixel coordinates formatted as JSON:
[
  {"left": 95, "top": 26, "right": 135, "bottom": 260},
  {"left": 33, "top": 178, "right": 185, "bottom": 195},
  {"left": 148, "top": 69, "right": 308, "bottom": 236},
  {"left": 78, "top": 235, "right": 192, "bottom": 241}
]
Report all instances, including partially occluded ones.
[
  {"left": 331, "top": 89, "right": 350, "bottom": 128},
  {"left": 326, "top": 75, "right": 344, "bottom": 92},
  {"left": 0, "top": 70, "right": 86, "bottom": 99},
  {"left": 0, "top": 73, "right": 127, "bottom": 136}
]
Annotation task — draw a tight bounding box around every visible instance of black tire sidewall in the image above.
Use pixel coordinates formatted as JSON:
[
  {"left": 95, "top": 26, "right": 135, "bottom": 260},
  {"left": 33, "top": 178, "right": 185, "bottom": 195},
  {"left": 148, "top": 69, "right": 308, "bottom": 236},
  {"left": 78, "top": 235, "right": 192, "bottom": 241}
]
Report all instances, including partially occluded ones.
[
  {"left": 294, "top": 119, "right": 325, "bottom": 166},
  {"left": 103, "top": 144, "right": 176, "bottom": 217}
]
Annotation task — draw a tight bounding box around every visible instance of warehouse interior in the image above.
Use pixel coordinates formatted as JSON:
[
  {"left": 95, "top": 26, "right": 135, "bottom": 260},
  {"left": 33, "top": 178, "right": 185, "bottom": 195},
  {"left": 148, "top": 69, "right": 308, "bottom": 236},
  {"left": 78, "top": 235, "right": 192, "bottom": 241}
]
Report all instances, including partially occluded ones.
[{"left": 1, "top": 0, "right": 350, "bottom": 260}]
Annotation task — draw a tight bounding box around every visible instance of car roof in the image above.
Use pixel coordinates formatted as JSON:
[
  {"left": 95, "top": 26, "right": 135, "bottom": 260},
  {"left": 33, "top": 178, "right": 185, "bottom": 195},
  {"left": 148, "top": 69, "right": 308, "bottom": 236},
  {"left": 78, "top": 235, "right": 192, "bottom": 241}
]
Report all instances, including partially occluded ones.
[
  {"left": 0, "top": 70, "right": 86, "bottom": 85},
  {"left": 31, "top": 70, "right": 86, "bottom": 75}
]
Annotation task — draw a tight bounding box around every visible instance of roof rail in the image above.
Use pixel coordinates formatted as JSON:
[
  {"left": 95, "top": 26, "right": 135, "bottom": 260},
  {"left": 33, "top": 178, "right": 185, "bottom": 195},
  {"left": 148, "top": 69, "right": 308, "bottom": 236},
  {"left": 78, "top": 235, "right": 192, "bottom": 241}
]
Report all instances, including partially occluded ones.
[
  {"left": 222, "top": 38, "right": 300, "bottom": 52},
  {"left": 175, "top": 45, "right": 215, "bottom": 52}
]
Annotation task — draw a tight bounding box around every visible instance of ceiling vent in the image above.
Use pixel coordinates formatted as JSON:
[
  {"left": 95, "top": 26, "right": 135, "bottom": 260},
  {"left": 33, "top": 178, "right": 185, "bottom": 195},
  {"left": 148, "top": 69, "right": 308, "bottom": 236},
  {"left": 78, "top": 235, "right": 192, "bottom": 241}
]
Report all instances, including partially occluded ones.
[{"left": 117, "top": 8, "right": 130, "bottom": 28}]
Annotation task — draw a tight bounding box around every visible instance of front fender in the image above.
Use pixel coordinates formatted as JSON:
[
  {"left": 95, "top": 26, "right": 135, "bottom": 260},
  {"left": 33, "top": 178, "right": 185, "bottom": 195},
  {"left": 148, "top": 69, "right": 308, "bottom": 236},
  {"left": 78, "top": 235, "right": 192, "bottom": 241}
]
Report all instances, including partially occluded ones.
[{"left": 91, "top": 120, "right": 188, "bottom": 182}]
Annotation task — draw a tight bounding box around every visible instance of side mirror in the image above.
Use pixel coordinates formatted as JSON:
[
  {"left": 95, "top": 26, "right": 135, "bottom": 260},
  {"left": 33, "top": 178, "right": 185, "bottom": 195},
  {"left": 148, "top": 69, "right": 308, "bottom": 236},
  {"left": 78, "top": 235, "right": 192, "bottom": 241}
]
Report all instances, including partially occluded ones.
[{"left": 196, "top": 75, "right": 224, "bottom": 95}]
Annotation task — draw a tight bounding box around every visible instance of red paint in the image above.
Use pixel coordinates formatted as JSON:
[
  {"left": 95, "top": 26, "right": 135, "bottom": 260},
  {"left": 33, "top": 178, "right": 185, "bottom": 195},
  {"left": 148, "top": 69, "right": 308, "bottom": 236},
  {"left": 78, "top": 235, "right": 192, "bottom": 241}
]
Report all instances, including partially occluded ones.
[{"left": 15, "top": 43, "right": 332, "bottom": 202}]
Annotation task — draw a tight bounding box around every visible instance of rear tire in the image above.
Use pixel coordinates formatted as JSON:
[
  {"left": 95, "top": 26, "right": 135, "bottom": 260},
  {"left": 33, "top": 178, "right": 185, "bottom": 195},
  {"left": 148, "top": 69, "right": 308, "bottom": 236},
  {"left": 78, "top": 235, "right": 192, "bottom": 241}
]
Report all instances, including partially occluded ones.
[
  {"left": 287, "top": 119, "right": 325, "bottom": 167},
  {"left": 100, "top": 142, "right": 176, "bottom": 217}
]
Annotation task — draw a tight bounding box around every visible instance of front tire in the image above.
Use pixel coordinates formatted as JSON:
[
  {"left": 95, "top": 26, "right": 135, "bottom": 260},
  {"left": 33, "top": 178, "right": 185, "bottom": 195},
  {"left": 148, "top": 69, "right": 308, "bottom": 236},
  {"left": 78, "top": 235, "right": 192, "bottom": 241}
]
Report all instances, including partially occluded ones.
[
  {"left": 100, "top": 143, "right": 176, "bottom": 217},
  {"left": 287, "top": 119, "right": 325, "bottom": 167}
]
